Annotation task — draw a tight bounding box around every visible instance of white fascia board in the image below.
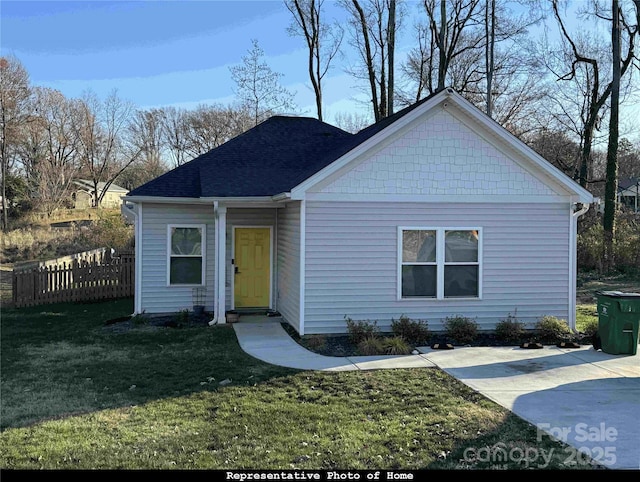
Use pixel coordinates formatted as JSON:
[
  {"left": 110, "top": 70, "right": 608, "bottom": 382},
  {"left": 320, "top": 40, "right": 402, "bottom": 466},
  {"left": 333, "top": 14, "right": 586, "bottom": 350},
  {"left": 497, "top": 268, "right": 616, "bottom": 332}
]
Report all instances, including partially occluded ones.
[
  {"left": 446, "top": 90, "right": 594, "bottom": 204},
  {"left": 289, "top": 90, "right": 450, "bottom": 200}
]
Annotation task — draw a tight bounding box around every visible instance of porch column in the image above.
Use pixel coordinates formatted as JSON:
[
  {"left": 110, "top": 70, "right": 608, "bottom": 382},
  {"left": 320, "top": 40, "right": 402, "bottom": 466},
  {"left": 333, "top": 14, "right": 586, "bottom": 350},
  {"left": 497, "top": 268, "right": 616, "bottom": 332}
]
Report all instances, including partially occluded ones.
[{"left": 216, "top": 206, "right": 227, "bottom": 323}]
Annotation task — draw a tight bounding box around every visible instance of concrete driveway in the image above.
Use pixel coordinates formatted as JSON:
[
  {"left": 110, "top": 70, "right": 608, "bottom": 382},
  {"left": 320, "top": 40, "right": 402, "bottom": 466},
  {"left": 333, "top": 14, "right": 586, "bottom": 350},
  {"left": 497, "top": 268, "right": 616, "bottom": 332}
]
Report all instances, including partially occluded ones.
[
  {"left": 419, "top": 345, "right": 640, "bottom": 470},
  {"left": 233, "top": 318, "right": 639, "bottom": 470}
]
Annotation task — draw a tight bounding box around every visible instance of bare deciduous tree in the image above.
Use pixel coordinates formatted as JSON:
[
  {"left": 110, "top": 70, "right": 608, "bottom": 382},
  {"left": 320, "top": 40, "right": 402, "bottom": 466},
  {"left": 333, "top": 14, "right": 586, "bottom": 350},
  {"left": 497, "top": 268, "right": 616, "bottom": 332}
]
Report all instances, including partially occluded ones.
[
  {"left": 123, "top": 108, "right": 169, "bottom": 190},
  {"left": 332, "top": 110, "right": 372, "bottom": 132},
  {"left": 230, "top": 39, "right": 297, "bottom": 126},
  {"left": 182, "top": 104, "right": 253, "bottom": 158},
  {"left": 603, "top": 0, "right": 640, "bottom": 271},
  {"left": 425, "top": 0, "right": 484, "bottom": 93},
  {"left": 0, "top": 56, "right": 30, "bottom": 229},
  {"left": 341, "top": 0, "right": 403, "bottom": 121},
  {"left": 546, "top": 0, "right": 638, "bottom": 271},
  {"left": 160, "top": 106, "right": 190, "bottom": 168},
  {"left": 550, "top": 0, "right": 638, "bottom": 189},
  {"left": 285, "top": 0, "right": 343, "bottom": 121},
  {"left": 74, "top": 90, "right": 141, "bottom": 208},
  {"left": 26, "top": 87, "right": 82, "bottom": 215}
]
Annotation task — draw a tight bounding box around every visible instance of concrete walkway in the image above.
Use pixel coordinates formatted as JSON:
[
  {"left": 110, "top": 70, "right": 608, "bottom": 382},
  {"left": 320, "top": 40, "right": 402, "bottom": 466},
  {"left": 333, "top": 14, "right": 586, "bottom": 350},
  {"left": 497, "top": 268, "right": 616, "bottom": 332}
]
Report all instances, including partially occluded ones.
[
  {"left": 233, "top": 317, "right": 436, "bottom": 371},
  {"left": 233, "top": 317, "right": 640, "bottom": 470}
]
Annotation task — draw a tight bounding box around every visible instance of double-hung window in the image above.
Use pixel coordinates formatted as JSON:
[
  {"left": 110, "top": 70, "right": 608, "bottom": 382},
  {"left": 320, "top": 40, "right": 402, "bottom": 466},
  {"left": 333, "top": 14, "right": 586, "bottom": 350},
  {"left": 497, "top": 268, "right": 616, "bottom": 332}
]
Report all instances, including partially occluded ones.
[
  {"left": 399, "top": 227, "right": 481, "bottom": 299},
  {"left": 167, "top": 225, "right": 205, "bottom": 286}
]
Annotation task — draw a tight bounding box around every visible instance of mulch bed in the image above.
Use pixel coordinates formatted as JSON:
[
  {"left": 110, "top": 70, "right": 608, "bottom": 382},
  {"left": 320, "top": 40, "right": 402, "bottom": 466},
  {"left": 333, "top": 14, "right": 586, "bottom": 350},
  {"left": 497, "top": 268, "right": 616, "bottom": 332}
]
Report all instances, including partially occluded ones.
[
  {"left": 281, "top": 323, "right": 595, "bottom": 357},
  {"left": 104, "top": 313, "right": 212, "bottom": 333}
]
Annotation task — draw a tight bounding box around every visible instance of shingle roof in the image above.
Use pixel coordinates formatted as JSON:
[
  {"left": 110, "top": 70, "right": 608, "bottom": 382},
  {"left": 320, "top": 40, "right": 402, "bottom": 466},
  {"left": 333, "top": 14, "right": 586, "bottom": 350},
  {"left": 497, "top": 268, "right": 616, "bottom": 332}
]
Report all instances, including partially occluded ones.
[
  {"left": 619, "top": 177, "right": 639, "bottom": 191},
  {"left": 128, "top": 95, "right": 433, "bottom": 198}
]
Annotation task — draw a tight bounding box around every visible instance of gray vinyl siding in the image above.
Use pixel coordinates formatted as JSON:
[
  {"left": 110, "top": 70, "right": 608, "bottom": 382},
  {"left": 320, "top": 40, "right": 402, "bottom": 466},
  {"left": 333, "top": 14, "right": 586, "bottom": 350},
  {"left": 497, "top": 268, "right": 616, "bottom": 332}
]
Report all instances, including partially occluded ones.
[
  {"left": 140, "top": 203, "right": 215, "bottom": 314},
  {"left": 276, "top": 202, "right": 301, "bottom": 331},
  {"left": 226, "top": 208, "right": 277, "bottom": 309},
  {"left": 304, "top": 201, "right": 570, "bottom": 334}
]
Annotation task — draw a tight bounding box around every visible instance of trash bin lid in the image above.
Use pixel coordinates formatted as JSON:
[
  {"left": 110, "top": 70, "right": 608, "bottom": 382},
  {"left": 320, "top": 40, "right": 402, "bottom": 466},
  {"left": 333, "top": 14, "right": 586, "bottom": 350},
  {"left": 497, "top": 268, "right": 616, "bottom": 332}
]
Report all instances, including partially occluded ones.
[{"left": 596, "top": 290, "right": 640, "bottom": 298}]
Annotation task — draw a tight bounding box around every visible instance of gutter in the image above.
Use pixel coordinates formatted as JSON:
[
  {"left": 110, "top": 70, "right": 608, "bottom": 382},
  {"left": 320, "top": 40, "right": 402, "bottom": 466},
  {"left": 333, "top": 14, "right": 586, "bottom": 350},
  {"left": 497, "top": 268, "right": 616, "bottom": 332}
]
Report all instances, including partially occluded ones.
[
  {"left": 124, "top": 195, "right": 277, "bottom": 204},
  {"left": 573, "top": 201, "right": 592, "bottom": 218},
  {"left": 271, "top": 192, "right": 291, "bottom": 202}
]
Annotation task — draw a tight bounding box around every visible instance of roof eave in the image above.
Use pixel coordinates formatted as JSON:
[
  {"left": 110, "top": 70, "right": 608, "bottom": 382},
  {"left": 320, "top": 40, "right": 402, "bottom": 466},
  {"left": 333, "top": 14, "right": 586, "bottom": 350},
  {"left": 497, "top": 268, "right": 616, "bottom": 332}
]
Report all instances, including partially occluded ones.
[{"left": 124, "top": 195, "right": 287, "bottom": 206}]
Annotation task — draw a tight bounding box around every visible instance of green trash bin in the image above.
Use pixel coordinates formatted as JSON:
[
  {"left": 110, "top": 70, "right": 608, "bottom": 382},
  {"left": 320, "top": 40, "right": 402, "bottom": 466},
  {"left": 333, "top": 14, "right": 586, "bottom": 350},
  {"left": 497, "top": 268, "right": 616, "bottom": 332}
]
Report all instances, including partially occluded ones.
[{"left": 595, "top": 291, "right": 640, "bottom": 355}]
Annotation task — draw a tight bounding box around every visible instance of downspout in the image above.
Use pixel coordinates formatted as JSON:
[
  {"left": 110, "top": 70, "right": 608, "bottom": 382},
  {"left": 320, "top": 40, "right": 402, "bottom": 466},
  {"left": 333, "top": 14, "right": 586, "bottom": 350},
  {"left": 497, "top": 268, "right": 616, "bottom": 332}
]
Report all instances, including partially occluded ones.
[
  {"left": 568, "top": 200, "right": 592, "bottom": 331},
  {"left": 209, "top": 201, "right": 220, "bottom": 326}
]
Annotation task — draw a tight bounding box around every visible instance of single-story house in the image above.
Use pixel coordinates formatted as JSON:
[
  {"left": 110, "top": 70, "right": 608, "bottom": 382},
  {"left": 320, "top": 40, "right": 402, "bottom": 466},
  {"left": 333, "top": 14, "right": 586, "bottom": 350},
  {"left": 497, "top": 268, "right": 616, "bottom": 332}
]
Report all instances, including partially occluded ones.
[
  {"left": 124, "top": 88, "right": 594, "bottom": 335},
  {"left": 72, "top": 179, "right": 129, "bottom": 209},
  {"left": 618, "top": 177, "right": 639, "bottom": 213}
]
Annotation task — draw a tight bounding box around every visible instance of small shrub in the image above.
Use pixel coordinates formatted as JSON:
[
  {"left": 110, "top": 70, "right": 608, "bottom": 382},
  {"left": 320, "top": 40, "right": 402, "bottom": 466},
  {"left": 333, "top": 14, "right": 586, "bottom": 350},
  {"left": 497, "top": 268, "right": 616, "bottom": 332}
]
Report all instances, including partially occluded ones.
[
  {"left": 306, "top": 335, "right": 327, "bottom": 351},
  {"left": 174, "top": 309, "right": 190, "bottom": 325},
  {"left": 580, "top": 318, "right": 599, "bottom": 338},
  {"left": 444, "top": 315, "right": 478, "bottom": 345},
  {"left": 356, "top": 336, "right": 386, "bottom": 355},
  {"left": 535, "top": 315, "right": 571, "bottom": 342},
  {"left": 382, "top": 336, "right": 413, "bottom": 355},
  {"left": 391, "top": 315, "right": 430, "bottom": 344},
  {"left": 345, "top": 317, "right": 380, "bottom": 345},
  {"left": 131, "top": 313, "right": 149, "bottom": 325},
  {"left": 495, "top": 312, "right": 526, "bottom": 343}
]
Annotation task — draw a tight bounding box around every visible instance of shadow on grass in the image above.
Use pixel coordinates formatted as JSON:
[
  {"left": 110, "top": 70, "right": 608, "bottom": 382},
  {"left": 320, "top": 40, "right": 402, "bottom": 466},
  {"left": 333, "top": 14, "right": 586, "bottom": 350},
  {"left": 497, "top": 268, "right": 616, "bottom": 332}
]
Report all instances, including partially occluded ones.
[
  {"left": 0, "top": 298, "right": 299, "bottom": 430},
  {"left": 0, "top": 299, "right": 620, "bottom": 470},
  {"left": 424, "top": 412, "right": 607, "bottom": 470}
]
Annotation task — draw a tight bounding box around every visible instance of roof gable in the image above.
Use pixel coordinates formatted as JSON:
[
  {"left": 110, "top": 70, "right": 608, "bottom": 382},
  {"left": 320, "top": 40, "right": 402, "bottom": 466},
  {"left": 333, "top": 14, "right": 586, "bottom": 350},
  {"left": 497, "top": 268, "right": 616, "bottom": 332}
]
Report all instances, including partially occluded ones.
[
  {"left": 74, "top": 179, "right": 128, "bottom": 194},
  {"left": 291, "top": 89, "right": 593, "bottom": 204},
  {"left": 312, "top": 107, "right": 562, "bottom": 199}
]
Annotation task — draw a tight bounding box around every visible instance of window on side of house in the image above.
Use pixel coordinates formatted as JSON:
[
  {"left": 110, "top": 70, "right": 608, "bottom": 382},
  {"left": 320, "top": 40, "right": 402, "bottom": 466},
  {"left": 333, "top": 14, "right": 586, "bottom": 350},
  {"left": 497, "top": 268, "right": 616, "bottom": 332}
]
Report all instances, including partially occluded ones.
[
  {"left": 168, "top": 225, "right": 205, "bottom": 286},
  {"left": 399, "top": 228, "right": 481, "bottom": 299}
]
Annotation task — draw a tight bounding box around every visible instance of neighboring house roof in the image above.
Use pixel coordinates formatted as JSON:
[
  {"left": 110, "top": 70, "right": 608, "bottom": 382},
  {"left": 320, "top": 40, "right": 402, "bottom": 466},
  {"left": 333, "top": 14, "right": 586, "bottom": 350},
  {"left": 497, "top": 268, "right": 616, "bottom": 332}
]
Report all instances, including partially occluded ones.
[
  {"left": 619, "top": 177, "right": 639, "bottom": 192},
  {"left": 127, "top": 89, "right": 592, "bottom": 203},
  {"left": 74, "top": 179, "right": 129, "bottom": 194}
]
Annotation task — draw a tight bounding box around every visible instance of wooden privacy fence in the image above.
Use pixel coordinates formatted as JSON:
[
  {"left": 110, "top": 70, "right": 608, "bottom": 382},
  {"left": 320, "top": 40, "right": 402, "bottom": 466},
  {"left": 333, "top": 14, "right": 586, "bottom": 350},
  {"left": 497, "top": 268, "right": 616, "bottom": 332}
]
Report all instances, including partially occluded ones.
[{"left": 12, "top": 250, "right": 134, "bottom": 308}]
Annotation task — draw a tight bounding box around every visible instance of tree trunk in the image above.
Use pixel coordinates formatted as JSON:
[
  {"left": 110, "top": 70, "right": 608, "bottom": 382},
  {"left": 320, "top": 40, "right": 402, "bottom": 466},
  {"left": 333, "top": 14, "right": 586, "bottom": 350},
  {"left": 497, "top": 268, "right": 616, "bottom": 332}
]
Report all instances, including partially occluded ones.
[
  {"left": 579, "top": 118, "right": 596, "bottom": 188},
  {"left": 485, "top": 0, "right": 495, "bottom": 117},
  {"left": 437, "top": 0, "right": 448, "bottom": 92},
  {"left": 1, "top": 153, "right": 7, "bottom": 231},
  {"left": 603, "top": 0, "right": 621, "bottom": 273},
  {"left": 352, "top": 0, "right": 380, "bottom": 121},
  {"left": 387, "top": 0, "right": 396, "bottom": 116}
]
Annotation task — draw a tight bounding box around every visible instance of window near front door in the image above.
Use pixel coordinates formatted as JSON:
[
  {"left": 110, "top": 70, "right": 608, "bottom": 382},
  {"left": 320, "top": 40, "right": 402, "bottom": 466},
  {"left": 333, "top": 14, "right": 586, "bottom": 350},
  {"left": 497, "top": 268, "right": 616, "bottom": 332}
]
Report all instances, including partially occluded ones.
[
  {"left": 168, "top": 225, "right": 205, "bottom": 285},
  {"left": 400, "top": 228, "right": 481, "bottom": 299}
]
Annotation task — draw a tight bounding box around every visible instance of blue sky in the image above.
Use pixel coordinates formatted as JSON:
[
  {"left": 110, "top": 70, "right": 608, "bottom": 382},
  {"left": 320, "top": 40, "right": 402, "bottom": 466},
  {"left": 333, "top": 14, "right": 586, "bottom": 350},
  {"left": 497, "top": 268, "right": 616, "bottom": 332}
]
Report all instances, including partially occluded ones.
[
  {"left": 1, "top": 0, "right": 638, "bottom": 138},
  {"left": 0, "top": 0, "right": 381, "bottom": 122}
]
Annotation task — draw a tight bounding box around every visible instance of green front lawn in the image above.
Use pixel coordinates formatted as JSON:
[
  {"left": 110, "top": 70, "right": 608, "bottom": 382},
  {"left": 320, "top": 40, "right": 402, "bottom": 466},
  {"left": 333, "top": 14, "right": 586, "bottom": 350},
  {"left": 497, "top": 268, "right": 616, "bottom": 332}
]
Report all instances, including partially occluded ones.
[{"left": 0, "top": 299, "right": 599, "bottom": 470}]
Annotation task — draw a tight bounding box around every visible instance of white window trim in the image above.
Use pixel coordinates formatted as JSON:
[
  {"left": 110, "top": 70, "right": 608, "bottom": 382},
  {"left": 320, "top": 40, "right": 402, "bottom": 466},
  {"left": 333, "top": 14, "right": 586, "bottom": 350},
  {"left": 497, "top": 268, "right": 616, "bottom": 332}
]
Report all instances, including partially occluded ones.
[
  {"left": 167, "top": 224, "right": 206, "bottom": 287},
  {"left": 397, "top": 226, "right": 483, "bottom": 301}
]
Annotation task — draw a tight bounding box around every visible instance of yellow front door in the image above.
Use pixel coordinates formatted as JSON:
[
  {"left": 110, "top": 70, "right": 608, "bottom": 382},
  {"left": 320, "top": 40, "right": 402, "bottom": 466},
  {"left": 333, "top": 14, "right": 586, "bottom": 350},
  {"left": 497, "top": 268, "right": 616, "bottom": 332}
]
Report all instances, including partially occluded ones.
[{"left": 234, "top": 228, "right": 271, "bottom": 308}]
